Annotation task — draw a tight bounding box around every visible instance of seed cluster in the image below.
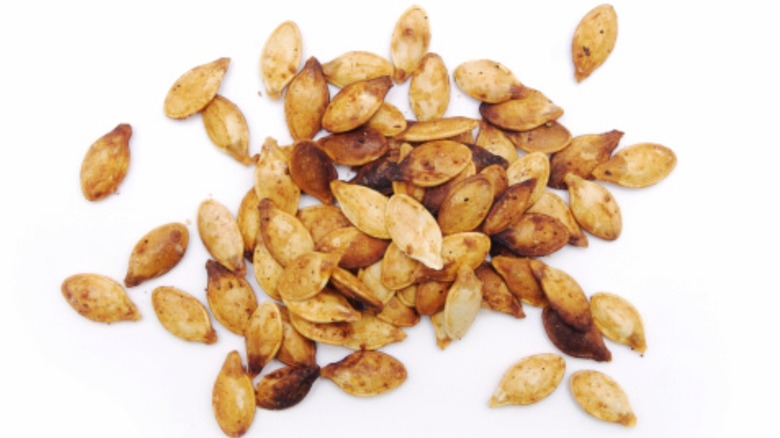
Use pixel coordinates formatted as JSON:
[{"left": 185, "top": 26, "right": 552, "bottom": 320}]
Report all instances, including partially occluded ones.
[{"left": 64, "top": 4, "right": 675, "bottom": 435}]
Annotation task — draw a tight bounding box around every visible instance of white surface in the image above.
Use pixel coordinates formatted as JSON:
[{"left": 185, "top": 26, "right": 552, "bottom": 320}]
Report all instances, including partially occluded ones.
[{"left": 1, "top": 1, "right": 777, "bottom": 436}]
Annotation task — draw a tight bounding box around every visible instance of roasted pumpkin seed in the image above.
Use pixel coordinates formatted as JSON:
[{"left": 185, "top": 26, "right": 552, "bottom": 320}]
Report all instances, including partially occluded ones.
[
  {"left": 80, "top": 123, "right": 132, "bottom": 201},
  {"left": 409, "top": 52, "right": 450, "bottom": 121},
  {"left": 202, "top": 95, "right": 251, "bottom": 165},
  {"left": 245, "top": 301, "right": 283, "bottom": 376},
  {"left": 590, "top": 292, "right": 647, "bottom": 354},
  {"left": 124, "top": 222, "right": 188, "bottom": 287},
  {"left": 390, "top": 5, "right": 431, "bottom": 83},
  {"left": 260, "top": 21, "right": 302, "bottom": 100},
  {"left": 592, "top": 142, "right": 677, "bottom": 188},
  {"left": 386, "top": 193, "right": 444, "bottom": 270},
  {"left": 198, "top": 199, "right": 246, "bottom": 276},
  {"left": 572, "top": 4, "right": 618, "bottom": 82},
  {"left": 164, "top": 57, "right": 229, "bottom": 119},
  {"left": 322, "top": 50, "right": 394, "bottom": 88},
  {"left": 489, "top": 353, "right": 565, "bottom": 407},
  {"left": 212, "top": 350, "right": 255, "bottom": 437},
  {"left": 322, "top": 76, "right": 393, "bottom": 133},
  {"left": 321, "top": 350, "right": 407, "bottom": 396},
  {"left": 570, "top": 370, "right": 636, "bottom": 427},
  {"left": 565, "top": 173, "right": 622, "bottom": 241},
  {"left": 285, "top": 56, "right": 330, "bottom": 141},
  {"left": 255, "top": 365, "right": 320, "bottom": 410},
  {"left": 61, "top": 274, "right": 140, "bottom": 324},
  {"left": 206, "top": 259, "right": 258, "bottom": 335},
  {"left": 152, "top": 286, "right": 216, "bottom": 344}
]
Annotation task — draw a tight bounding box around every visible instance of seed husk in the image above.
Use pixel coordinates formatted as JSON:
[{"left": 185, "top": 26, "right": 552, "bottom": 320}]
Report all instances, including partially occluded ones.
[
  {"left": 331, "top": 180, "right": 391, "bottom": 239},
  {"left": 437, "top": 174, "right": 495, "bottom": 235},
  {"left": 259, "top": 198, "right": 315, "bottom": 266},
  {"left": 322, "top": 50, "right": 394, "bottom": 88},
  {"left": 542, "top": 306, "right": 611, "bottom": 362},
  {"left": 443, "top": 264, "right": 483, "bottom": 340},
  {"left": 124, "top": 222, "right": 188, "bottom": 287},
  {"left": 277, "top": 251, "right": 340, "bottom": 302},
  {"left": 317, "top": 226, "right": 389, "bottom": 270},
  {"left": 289, "top": 140, "right": 338, "bottom": 204},
  {"left": 61, "top": 273, "right": 140, "bottom": 324},
  {"left": 260, "top": 21, "right": 302, "bottom": 100},
  {"left": 494, "top": 213, "right": 570, "bottom": 257},
  {"left": 252, "top": 232, "right": 284, "bottom": 301},
  {"left": 549, "top": 129, "right": 623, "bottom": 189},
  {"left": 255, "top": 365, "right": 320, "bottom": 410},
  {"left": 570, "top": 370, "right": 636, "bottom": 427},
  {"left": 504, "top": 120, "right": 572, "bottom": 154},
  {"left": 526, "top": 190, "right": 588, "bottom": 247},
  {"left": 479, "top": 164, "right": 510, "bottom": 198},
  {"left": 530, "top": 260, "right": 593, "bottom": 331},
  {"left": 322, "top": 76, "right": 393, "bottom": 133},
  {"left": 237, "top": 188, "right": 261, "bottom": 260},
  {"left": 430, "top": 311, "right": 452, "bottom": 350},
  {"left": 317, "top": 126, "right": 389, "bottom": 167},
  {"left": 475, "top": 119, "right": 518, "bottom": 165},
  {"left": 421, "top": 160, "right": 476, "bottom": 214},
  {"left": 80, "top": 123, "right": 132, "bottom": 201},
  {"left": 330, "top": 267, "right": 385, "bottom": 312},
  {"left": 366, "top": 102, "right": 408, "bottom": 136},
  {"left": 592, "top": 143, "right": 677, "bottom": 188},
  {"left": 396, "top": 140, "right": 472, "bottom": 187},
  {"left": 212, "top": 350, "right": 255, "bottom": 437},
  {"left": 202, "top": 95, "right": 251, "bottom": 165},
  {"left": 164, "top": 57, "right": 230, "bottom": 119},
  {"left": 466, "top": 142, "right": 510, "bottom": 173},
  {"left": 285, "top": 57, "right": 330, "bottom": 140},
  {"left": 343, "top": 312, "right": 407, "bottom": 350},
  {"left": 151, "top": 286, "right": 216, "bottom": 344},
  {"left": 386, "top": 193, "right": 444, "bottom": 270},
  {"left": 380, "top": 242, "right": 422, "bottom": 291},
  {"left": 479, "top": 89, "right": 563, "bottom": 131},
  {"left": 565, "top": 173, "right": 622, "bottom": 241},
  {"left": 277, "top": 306, "right": 318, "bottom": 368},
  {"left": 475, "top": 263, "right": 525, "bottom": 319},
  {"left": 288, "top": 311, "right": 354, "bottom": 347},
  {"left": 505, "top": 151, "right": 550, "bottom": 206},
  {"left": 481, "top": 179, "right": 535, "bottom": 236},
  {"left": 206, "top": 259, "right": 258, "bottom": 335},
  {"left": 390, "top": 5, "right": 431, "bottom": 83},
  {"left": 297, "top": 204, "right": 352, "bottom": 248},
  {"left": 491, "top": 255, "right": 547, "bottom": 307},
  {"left": 321, "top": 350, "right": 407, "bottom": 396},
  {"left": 396, "top": 284, "right": 418, "bottom": 308},
  {"left": 357, "top": 261, "right": 397, "bottom": 305},
  {"left": 590, "top": 292, "right": 647, "bottom": 354},
  {"left": 412, "top": 231, "right": 491, "bottom": 283},
  {"left": 394, "top": 117, "right": 479, "bottom": 143},
  {"left": 415, "top": 280, "right": 450, "bottom": 316},
  {"left": 376, "top": 296, "right": 421, "bottom": 327},
  {"left": 572, "top": 4, "right": 618, "bottom": 82},
  {"left": 453, "top": 59, "right": 526, "bottom": 104},
  {"left": 254, "top": 137, "right": 300, "bottom": 215},
  {"left": 489, "top": 353, "right": 565, "bottom": 407},
  {"left": 409, "top": 52, "right": 450, "bottom": 121},
  {"left": 198, "top": 199, "right": 246, "bottom": 276},
  {"left": 284, "top": 287, "right": 361, "bottom": 323},
  {"left": 244, "top": 301, "right": 284, "bottom": 376}
]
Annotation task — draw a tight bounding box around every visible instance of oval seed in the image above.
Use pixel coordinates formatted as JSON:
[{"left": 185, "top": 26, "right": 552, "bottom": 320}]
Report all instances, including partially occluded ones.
[
  {"left": 277, "top": 251, "right": 340, "bottom": 302},
  {"left": 124, "top": 222, "right": 188, "bottom": 287},
  {"left": 572, "top": 4, "right": 618, "bottom": 82},
  {"left": 491, "top": 255, "right": 547, "bottom": 307},
  {"left": 297, "top": 204, "right": 351, "bottom": 248},
  {"left": 466, "top": 142, "right": 510, "bottom": 172},
  {"left": 548, "top": 129, "right": 623, "bottom": 189},
  {"left": 152, "top": 286, "right": 216, "bottom": 344},
  {"left": 475, "top": 119, "right": 518, "bottom": 165},
  {"left": 397, "top": 140, "right": 472, "bottom": 187},
  {"left": 259, "top": 198, "right": 315, "bottom": 266},
  {"left": 412, "top": 231, "right": 491, "bottom": 283},
  {"left": 284, "top": 56, "right": 330, "bottom": 141},
  {"left": 198, "top": 199, "right": 246, "bottom": 276},
  {"left": 317, "top": 226, "right": 389, "bottom": 270},
  {"left": 331, "top": 180, "right": 390, "bottom": 239},
  {"left": 479, "top": 89, "right": 564, "bottom": 131},
  {"left": 394, "top": 117, "right": 479, "bottom": 143},
  {"left": 494, "top": 213, "right": 570, "bottom": 257},
  {"left": 80, "top": 123, "right": 132, "bottom": 201},
  {"left": 453, "top": 59, "right": 525, "bottom": 103},
  {"left": 437, "top": 174, "right": 494, "bottom": 235},
  {"left": 529, "top": 260, "right": 593, "bottom": 331},
  {"left": 255, "top": 365, "right": 320, "bottom": 410},
  {"left": 321, "top": 76, "right": 393, "bottom": 133},
  {"left": 206, "top": 259, "right": 258, "bottom": 335},
  {"left": 481, "top": 179, "right": 535, "bottom": 236},
  {"left": 366, "top": 101, "right": 408, "bottom": 137},
  {"left": 542, "top": 306, "right": 611, "bottom": 362},
  {"left": 526, "top": 190, "right": 589, "bottom": 247},
  {"left": 289, "top": 140, "right": 338, "bottom": 205},
  {"left": 284, "top": 287, "right": 360, "bottom": 323},
  {"left": 430, "top": 311, "right": 452, "bottom": 350},
  {"left": 415, "top": 280, "right": 450, "bottom": 316},
  {"left": 202, "top": 95, "right": 251, "bottom": 165},
  {"left": 322, "top": 50, "right": 394, "bottom": 88},
  {"left": 505, "top": 151, "right": 550, "bottom": 206},
  {"left": 61, "top": 274, "right": 140, "bottom": 324},
  {"left": 252, "top": 232, "right": 283, "bottom": 301},
  {"left": 343, "top": 313, "right": 407, "bottom": 350},
  {"left": 164, "top": 57, "right": 230, "bottom": 119},
  {"left": 570, "top": 370, "right": 636, "bottom": 427},
  {"left": 254, "top": 137, "right": 300, "bottom": 215},
  {"left": 260, "top": 21, "right": 302, "bottom": 100},
  {"left": 357, "top": 261, "right": 397, "bottom": 305},
  {"left": 288, "top": 311, "right": 353, "bottom": 347},
  {"left": 237, "top": 188, "right": 261, "bottom": 260},
  {"left": 277, "top": 306, "right": 318, "bottom": 368},
  {"left": 212, "top": 350, "right": 255, "bottom": 437},
  {"left": 590, "top": 292, "right": 647, "bottom": 354},
  {"left": 504, "top": 120, "right": 572, "bottom": 154},
  {"left": 317, "top": 126, "right": 389, "bottom": 166},
  {"left": 381, "top": 242, "right": 422, "bottom": 291},
  {"left": 376, "top": 296, "right": 420, "bottom": 327},
  {"left": 409, "top": 52, "right": 450, "bottom": 121},
  {"left": 330, "top": 267, "right": 384, "bottom": 312},
  {"left": 321, "top": 350, "right": 407, "bottom": 396},
  {"left": 475, "top": 263, "right": 525, "bottom": 319},
  {"left": 386, "top": 194, "right": 444, "bottom": 270},
  {"left": 443, "top": 264, "right": 483, "bottom": 340},
  {"left": 245, "top": 301, "right": 283, "bottom": 377},
  {"left": 565, "top": 173, "right": 622, "bottom": 241},
  {"left": 592, "top": 143, "right": 677, "bottom": 188},
  {"left": 489, "top": 353, "right": 565, "bottom": 407},
  {"left": 390, "top": 5, "right": 431, "bottom": 83}
]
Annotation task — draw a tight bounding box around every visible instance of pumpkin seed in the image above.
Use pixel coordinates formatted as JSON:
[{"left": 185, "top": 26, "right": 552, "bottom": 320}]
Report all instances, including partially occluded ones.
[
  {"left": 409, "top": 52, "right": 450, "bottom": 121},
  {"left": 288, "top": 311, "right": 353, "bottom": 347},
  {"left": 443, "top": 264, "right": 483, "bottom": 340},
  {"left": 570, "top": 370, "right": 636, "bottom": 427},
  {"left": 376, "top": 296, "right": 420, "bottom": 327},
  {"left": 255, "top": 365, "right": 320, "bottom": 410},
  {"left": 289, "top": 140, "right": 338, "bottom": 205},
  {"left": 151, "top": 286, "right": 216, "bottom": 344},
  {"left": 251, "top": 232, "right": 284, "bottom": 301},
  {"left": 412, "top": 231, "right": 491, "bottom": 283},
  {"left": 284, "top": 287, "right": 361, "bottom": 323},
  {"left": 297, "top": 204, "right": 351, "bottom": 248},
  {"left": 394, "top": 117, "right": 479, "bottom": 143},
  {"left": 206, "top": 259, "right": 258, "bottom": 335},
  {"left": 321, "top": 350, "right": 407, "bottom": 396},
  {"left": 202, "top": 95, "right": 251, "bottom": 165},
  {"left": 198, "top": 199, "right": 246, "bottom": 276},
  {"left": 437, "top": 174, "right": 494, "bottom": 235},
  {"left": 237, "top": 188, "right": 261, "bottom": 260},
  {"left": 475, "top": 119, "right": 518, "bottom": 165},
  {"left": 245, "top": 301, "right": 283, "bottom": 377},
  {"left": 475, "top": 263, "right": 525, "bottom": 319},
  {"left": 260, "top": 21, "right": 302, "bottom": 100},
  {"left": 330, "top": 267, "right": 384, "bottom": 312},
  {"left": 331, "top": 180, "right": 391, "bottom": 239},
  {"left": 79, "top": 123, "right": 132, "bottom": 202},
  {"left": 254, "top": 137, "right": 300, "bottom": 215},
  {"left": 505, "top": 151, "right": 550, "bottom": 206},
  {"left": 530, "top": 260, "right": 593, "bottom": 331},
  {"left": 489, "top": 353, "right": 565, "bottom": 407},
  {"left": 396, "top": 140, "right": 472, "bottom": 187},
  {"left": 317, "top": 126, "right": 389, "bottom": 166},
  {"left": 390, "top": 5, "right": 431, "bottom": 83},
  {"left": 212, "top": 350, "right": 255, "bottom": 437},
  {"left": 590, "top": 292, "right": 647, "bottom": 354},
  {"left": 357, "top": 261, "right": 397, "bottom": 305},
  {"left": 322, "top": 76, "right": 393, "bottom": 133},
  {"left": 61, "top": 273, "right": 140, "bottom": 324},
  {"left": 277, "top": 251, "right": 340, "bottom": 302},
  {"left": 381, "top": 242, "right": 421, "bottom": 291},
  {"left": 542, "top": 306, "right": 611, "bottom": 362},
  {"left": 453, "top": 59, "right": 525, "bottom": 103},
  {"left": 259, "top": 198, "right": 315, "bottom": 266},
  {"left": 386, "top": 193, "right": 444, "bottom": 270},
  {"left": 549, "top": 129, "right": 623, "bottom": 189},
  {"left": 124, "top": 222, "right": 188, "bottom": 287},
  {"left": 526, "top": 190, "right": 589, "bottom": 247},
  {"left": 164, "top": 57, "right": 229, "bottom": 119},
  {"left": 479, "top": 89, "right": 563, "bottom": 131},
  {"left": 592, "top": 142, "right": 676, "bottom": 188},
  {"left": 494, "top": 213, "right": 570, "bottom": 257},
  {"left": 572, "top": 4, "right": 618, "bottom": 82},
  {"left": 504, "top": 120, "right": 572, "bottom": 154},
  {"left": 481, "top": 179, "right": 535, "bottom": 236},
  {"left": 415, "top": 280, "right": 450, "bottom": 316},
  {"left": 366, "top": 102, "right": 408, "bottom": 137},
  {"left": 322, "top": 50, "right": 394, "bottom": 88},
  {"left": 565, "top": 173, "right": 622, "bottom": 241},
  {"left": 491, "top": 255, "right": 547, "bottom": 307},
  {"left": 343, "top": 312, "right": 407, "bottom": 350},
  {"left": 285, "top": 57, "right": 329, "bottom": 141},
  {"left": 277, "top": 306, "right": 318, "bottom": 368},
  {"left": 430, "top": 311, "right": 452, "bottom": 350}
]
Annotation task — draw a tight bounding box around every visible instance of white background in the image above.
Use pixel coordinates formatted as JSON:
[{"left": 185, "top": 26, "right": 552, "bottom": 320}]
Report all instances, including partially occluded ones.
[{"left": 1, "top": 1, "right": 777, "bottom": 436}]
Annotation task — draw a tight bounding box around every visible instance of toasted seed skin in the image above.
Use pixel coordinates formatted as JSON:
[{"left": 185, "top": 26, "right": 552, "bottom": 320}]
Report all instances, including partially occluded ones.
[
  {"left": 152, "top": 286, "right": 216, "bottom": 344},
  {"left": 245, "top": 301, "right": 283, "bottom": 376},
  {"left": 454, "top": 59, "right": 526, "bottom": 104},
  {"left": 489, "top": 353, "right": 565, "bottom": 407},
  {"left": 277, "top": 251, "right": 339, "bottom": 302},
  {"left": 394, "top": 117, "right": 479, "bottom": 143},
  {"left": 390, "top": 5, "right": 431, "bottom": 83},
  {"left": 202, "top": 95, "right": 251, "bottom": 165},
  {"left": 331, "top": 180, "right": 390, "bottom": 239},
  {"left": 290, "top": 140, "right": 338, "bottom": 204},
  {"left": 415, "top": 280, "right": 450, "bottom": 316},
  {"left": 386, "top": 194, "right": 444, "bottom": 270},
  {"left": 124, "top": 222, "right": 189, "bottom": 287},
  {"left": 322, "top": 50, "right": 394, "bottom": 88},
  {"left": 212, "top": 351, "right": 256, "bottom": 437},
  {"left": 277, "top": 306, "right": 318, "bottom": 367},
  {"left": 206, "top": 259, "right": 258, "bottom": 335},
  {"left": 590, "top": 292, "right": 647, "bottom": 354},
  {"left": 198, "top": 199, "right": 246, "bottom": 276},
  {"left": 61, "top": 274, "right": 140, "bottom": 323},
  {"left": 164, "top": 57, "right": 230, "bottom": 119},
  {"left": 317, "top": 126, "right": 389, "bottom": 166},
  {"left": 255, "top": 365, "right": 320, "bottom": 410},
  {"left": 475, "top": 263, "right": 525, "bottom": 319},
  {"left": 285, "top": 287, "right": 361, "bottom": 323},
  {"left": 530, "top": 260, "right": 593, "bottom": 331},
  {"left": 505, "top": 151, "right": 550, "bottom": 206},
  {"left": 259, "top": 198, "right": 315, "bottom": 266},
  {"left": 376, "top": 296, "right": 421, "bottom": 327},
  {"left": 254, "top": 137, "right": 300, "bottom": 215},
  {"left": 410, "top": 52, "right": 450, "bottom": 121},
  {"left": 297, "top": 204, "right": 351, "bottom": 248},
  {"left": 570, "top": 370, "right": 636, "bottom": 427},
  {"left": 260, "top": 21, "right": 302, "bottom": 100},
  {"left": 252, "top": 232, "right": 284, "bottom": 301},
  {"left": 366, "top": 102, "right": 408, "bottom": 136},
  {"left": 237, "top": 188, "right": 261, "bottom": 260},
  {"left": 343, "top": 313, "right": 406, "bottom": 350},
  {"left": 572, "top": 4, "right": 618, "bottom": 82},
  {"left": 542, "top": 306, "right": 611, "bottom": 362},
  {"left": 330, "top": 267, "right": 385, "bottom": 312},
  {"left": 437, "top": 174, "right": 494, "bottom": 235},
  {"left": 549, "top": 130, "right": 623, "bottom": 189},
  {"left": 80, "top": 123, "right": 132, "bottom": 201},
  {"left": 443, "top": 264, "right": 483, "bottom": 340},
  {"left": 505, "top": 121, "right": 572, "bottom": 154},
  {"left": 494, "top": 213, "right": 570, "bottom": 257},
  {"left": 321, "top": 350, "right": 407, "bottom": 396},
  {"left": 475, "top": 120, "right": 518, "bottom": 165},
  {"left": 321, "top": 76, "right": 393, "bottom": 133},
  {"left": 397, "top": 140, "right": 472, "bottom": 187},
  {"left": 565, "top": 173, "right": 622, "bottom": 241},
  {"left": 482, "top": 179, "right": 535, "bottom": 236},
  {"left": 288, "top": 311, "right": 354, "bottom": 346},
  {"left": 317, "top": 226, "right": 389, "bottom": 270},
  {"left": 592, "top": 143, "right": 677, "bottom": 188},
  {"left": 412, "top": 231, "right": 491, "bottom": 283},
  {"left": 285, "top": 57, "right": 330, "bottom": 141},
  {"left": 526, "top": 190, "right": 588, "bottom": 247},
  {"left": 479, "top": 89, "right": 563, "bottom": 131},
  {"left": 491, "top": 255, "right": 547, "bottom": 307},
  {"left": 381, "top": 242, "right": 421, "bottom": 290}
]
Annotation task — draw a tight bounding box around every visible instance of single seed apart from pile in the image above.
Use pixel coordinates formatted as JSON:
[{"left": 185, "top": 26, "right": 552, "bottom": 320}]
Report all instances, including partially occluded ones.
[
  {"left": 164, "top": 57, "right": 230, "bottom": 120},
  {"left": 79, "top": 123, "right": 132, "bottom": 201},
  {"left": 212, "top": 351, "right": 256, "bottom": 437},
  {"left": 572, "top": 4, "right": 618, "bottom": 82},
  {"left": 152, "top": 286, "right": 216, "bottom": 344},
  {"left": 321, "top": 350, "right": 407, "bottom": 396},
  {"left": 124, "top": 222, "right": 189, "bottom": 287},
  {"left": 570, "top": 370, "right": 636, "bottom": 427},
  {"left": 489, "top": 353, "right": 565, "bottom": 407},
  {"left": 590, "top": 292, "right": 647, "bottom": 354},
  {"left": 260, "top": 21, "right": 302, "bottom": 100},
  {"left": 61, "top": 274, "right": 140, "bottom": 323}
]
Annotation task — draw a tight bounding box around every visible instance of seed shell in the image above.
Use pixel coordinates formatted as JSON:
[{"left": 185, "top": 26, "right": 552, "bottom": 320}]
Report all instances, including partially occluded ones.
[
  {"left": 260, "top": 21, "right": 302, "bottom": 100},
  {"left": 80, "top": 123, "right": 132, "bottom": 201},
  {"left": 453, "top": 59, "right": 525, "bottom": 104},
  {"left": 386, "top": 194, "right": 444, "bottom": 270},
  {"left": 590, "top": 292, "right": 647, "bottom": 354},
  {"left": 321, "top": 350, "right": 407, "bottom": 396},
  {"left": 151, "top": 286, "right": 216, "bottom": 344},
  {"left": 164, "top": 57, "right": 229, "bottom": 119},
  {"left": 61, "top": 274, "right": 140, "bottom": 324},
  {"left": 443, "top": 264, "right": 483, "bottom": 340},
  {"left": 259, "top": 198, "right": 315, "bottom": 266},
  {"left": 289, "top": 140, "right": 338, "bottom": 204},
  {"left": 322, "top": 50, "right": 394, "bottom": 88},
  {"left": 570, "top": 370, "right": 636, "bottom": 427},
  {"left": 572, "top": 4, "right": 618, "bottom": 82},
  {"left": 565, "top": 173, "right": 622, "bottom": 241},
  {"left": 277, "top": 306, "right": 318, "bottom": 368},
  {"left": 331, "top": 180, "right": 391, "bottom": 239},
  {"left": 124, "top": 222, "right": 188, "bottom": 287},
  {"left": 245, "top": 301, "right": 284, "bottom": 376},
  {"left": 409, "top": 52, "right": 450, "bottom": 121},
  {"left": 479, "top": 89, "right": 563, "bottom": 131},
  {"left": 255, "top": 365, "right": 320, "bottom": 410},
  {"left": 254, "top": 137, "right": 300, "bottom": 215},
  {"left": 202, "top": 95, "right": 251, "bottom": 165},
  {"left": 542, "top": 306, "right": 611, "bottom": 362},
  {"left": 592, "top": 142, "right": 677, "bottom": 188},
  {"left": 549, "top": 129, "right": 623, "bottom": 189},
  {"left": 285, "top": 56, "right": 330, "bottom": 141},
  {"left": 396, "top": 140, "right": 472, "bottom": 187},
  {"left": 530, "top": 260, "right": 593, "bottom": 331},
  {"left": 206, "top": 259, "right": 258, "bottom": 335},
  {"left": 212, "top": 351, "right": 256, "bottom": 437},
  {"left": 390, "top": 5, "right": 431, "bottom": 83},
  {"left": 489, "top": 353, "right": 565, "bottom": 407},
  {"left": 321, "top": 76, "right": 393, "bottom": 133},
  {"left": 198, "top": 199, "right": 246, "bottom": 276}
]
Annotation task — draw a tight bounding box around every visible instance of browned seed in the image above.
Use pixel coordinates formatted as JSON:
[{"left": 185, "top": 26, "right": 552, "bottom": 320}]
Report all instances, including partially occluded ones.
[
  {"left": 245, "top": 301, "right": 283, "bottom": 377},
  {"left": 322, "top": 50, "right": 394, "bottom": 88},
  {"left": 202, "top": 95, "right": 252, "bottom": 165},
  {"left": 475, "top": 119, "right": 518, "bottom": 165},
  {"left": 206, "top": 259, "right": 258, "bottom": 336},
  {"left": 504, "top": 121, "right": 572, "bottom": 154},
  {"left": 198, "top": 199, "right": 246, "bottom": 276},
  {"left": 317, "top": 126, "right": 389, "bottom": 166},
  {"left": 237, "top": 188, "right": 261, "bottom": 260},
  {"left": 548, "top": 129, "right": 623, "bottom": 189},
  {"left": 481, "top": 179, "right": 535, "bottom": 236},
  {"left": 390, "top": 5, "right": 431, "bottom": 83},
  {"left": 124, "top": 222, "right": 188, "bottom": 287},
  {"left": 330, "top": 267, "right": 384, "bottom": 312},
  {"left": 277, "top": 251, "right": 340, "bottom": 302},
  {"left": 297, "top": 204, "right": 351, "bottom": 248},
  {"left": 475, "top": 263, "right": 525, "bottom": 319},
  {"left": 330, "top": 180, "right": 391, "bottom": 239},
  {"left": 530, "top": 260, "right": 593, "bottom": 331},
  {"left": 572, "top": 4, "right": 619, "bottom": 82},
  {"left": 376, "top": 296, "right": 421, "bottom": 327},
  {"left": 592, "top": 143, "right": 677, "bottom": 188},
  {"left": 254, "top": 137, "right": 300, "bottom": 215},
  {"left": 260, "top": 21, "right": 302, "bottom": 100},
  {"left": 366, "top": 102, "right": 408, "bottom": 137},
  {"left": 386, "top": 194, "right": 444, "bottom": 270},
  {"left": 409, "top": 52, "right": 450, "bottom": 121},
  {"left": 396, "top": 140, "right": 472, "bottom": 187},
  {"left": 415, "top": 280, "right": 451, "bottom": 316},
  {"left": 252, "top": 232, "right": 284, "bottom": 301},
  {"left": 212, "top": 350, "right": 255, "bottom": 437},
  {"left": 479, "top": 164, "right": 510, "bottom": 198},
  {"left": 285, "top": 57, "right": 330, "bottom": 141},
  {"left": 151, "top": 286, "right": 216, "bottom": 344},
  {"left": 61, "top": 273, "right": 140, "bottom": 324},
  {"left": 394, "top": 117, "right": 479, "bottom": 143},
  {"left": 505, "top": 151, "right": 550, "bottom": 206},
  {"left": 491, "top": 255, "right": 547, "bottom": 307},
  {"left": 437, "top": 174, "right": 495, "bottom": 235},
  {"left": 380, "top": 242, "right": 422, "bottom": 291},
  {"left": 289, "top": 140, "right": 338, "bottom": 205},
  {"left": 80, "top": 123, "right": 132, "bottom": 201},
  {"left": 443, "top": 264, "right": 483, "bottom": 340},
  {"left": 453, "top": 59, "right": 526, "bottom": 103},
  {"left": 542, "top": 306, "right": 611, "bottom": 362},
  {"left": 489, "top": 353, "right": 565, "bottom": 407},
  {"left": 288, "top": 311, "right": 354, "bottom": 347},
  {"left": 343, "top": 312, "right": 407, "bottom": 350},
  {"left": 430, "top": 311, "right": 452, "bottom": 350},
  {"left": 321, "top": 76, "right": 393, "bottom": 133},
  {"left": 565, "top": 173, "right": 622, "bottom": 241},
  {"left": 255, "top": 365, "right": 321, "bottom": 410},
  {"left": 465, "top": 142, "right": 510, "bottom": 173},
  {"left": 479, "top": 89, "right": 564, "bottom": 131},
  {"left": 277, "top": 306, "right": 318, "bottom": 368},
  {"left": 317, "top": 226, "right": 390, "bottom": 270},
  {"left": 321, "top": 350, "right": 407, "bottom": 396},
  {"left": 590, "top": 292, "right": 647, "bottom": 354},
  {"left": 259, "top": 198, "right": 315, "bottom": 266},
  {"left": 526, "top": 190, "right": 589, "bottom": 247},
  {"left": 164, "top": 57, "right": 230, "bottom": 119},
  {"left": 421, "top": 160, "right": 476, "bottom": 214},
  {"left": 284, "top": 287, "right": 361, "bottom": 323},
  {"left": 357, "top": 261, "right": 397, "bottom": 305},
  {"left": 412, "top": 231, "right": 491, "bottom": 283},
  {"left": 494, "top": 213, "right": 570, "bottom": 257},
  {"left": 570, "top": 370, "right": 637, "bottom": 427}
]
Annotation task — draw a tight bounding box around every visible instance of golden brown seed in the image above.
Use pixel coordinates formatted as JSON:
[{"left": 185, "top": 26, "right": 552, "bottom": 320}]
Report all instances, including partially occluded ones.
[
  {"left": 321, "top": 50, "right": 394, "bottom": 88},
  {"left": 259, "top": 198, "right": 315, "bottom": 266},
  {"left": 330, "top": 180, "right": 390, "bottom": 239},
  {"left": 443, "top": 264, "right": 483, "bottom": 340},
  {"left": 390, "top": 5, "right": 431, "bottom": 83},
  {"left": 277, "top": 306, "right": 318, "bottom": 368},
  {"left": 526, "top": 190, "right": 589, "bottom": 247},
  {"left": 151, "top": 286, "right": 216, "bottom": 344},
  {"left": 277, "top": 251, "right": 340, "bottom": 302},
  {"left": 421, "top": 160, "right": 476, "bottom": 214},
  {"left": 590, "top": 292, "right": 647, "bottom": 354},
  {"left": 297, "top": 204, "right": 351, "bottom": 248},
  {"left": 542, "top": 306, "right": 611, "bottom": 362},
  {"left": 61, "top": 274, "right": 140, "bottom": 324},
  {"left": 366, "top": 102, "right": 408, "bottom": 137},
  {"left": 376, "top": 296, "right": 420, "bottom": 327},
  {"left": 504, "top": 121, "right": 572, "bottom": 154},
  {"left": 357, "top": 261, "right": 397, "bottom": 305},
  {"left": 548, "top": 129, "right": 623, "bottom": 189},
  {"left": 245, "top": 301, "right": 283, "bottom": 376},
  {"left": 592, "top": 143, "right": 677, "bottom": 188},
  {"left": 255, "top": 365, "right": 320, "bottom": 410},
  {"left": 572, "top": 4, "right": 618, "bottom": 82},
  {"left": 386, "top": 194, "right": 443, "bottom": 270},
  {"left": 430, "top": 311, "right": 452, "bottom": 350},
  {"left": 412, "top": 231, "right": 491, "bottom": 283},
  {"left": 316, "top": 127, "right": 389, "bottom": 166},
  {"left": 318, "top": 227, "right": 389, "bottom": 270},
  {"left": 415, "top": 280, "right": 450, "bottom": 316},
  {"left": 475, "top": 263, "right": 525, "bottom": 319},
  {"left": 570, "top": 370, "right": 636, "bottom": 427},
  {"left": 479, "top": 164, "right": 510, "bottom": 198},
  {"left": 505, "top": 151, "right": 550, "bottom": 206},
  {"left": 409, "top": 52, "right": 450, "bottom": 121},
  {"left": 494, "top": 213, "right": 570, "bottom": 257},
  {"left": 285, "top": 57, "right": 330, "bottom": 141},
  {"left": 322, "top": 350, "right": 407, "bottom": 396},
  {"left": 565, "top": 173, "right": 622, "bottom": 241},
  {"left": 212, "top": 350, "right": 255, "bottom": 438},
  {"left": 124, "top": 222, "right": 188, "bottom": 287},
  {"left": 164, "top": 57, "right": 230, "bottom": 119},
  {"left": 394, "top": 117, "right": 479, "bottom": 143},
  {"left": 381, "top": 242, "right": 422, "bottom": 291},
  {"left": 80, "top": 123, "right": 132, "bottom": 201},
  {"left": 289, "top": 140, "right": 338, "bottom": 204},
  {"left": 475, "top": 119, "right": 518, "bottom": 165},
  {"left": 489, "top": 353, "right": 565, "bottom": 407},
  {"left": 396, "top": 284, "right": 417, "bottom": 308},
  {"left": 453, "top": 59, "right": 526, "bottom": 104},
  {"left": 530, "top": 260, "right": 593, "bottom": 331},
  {"left": 479, "top": 89, "right": 564, "bottom": 131},
  {"left": 260, "top": 21, "right": 302, "bottom": 100},
  {"left": 237, "top": 188, "right": 261, "bottom": 260},
  {"left": 437, "top": 174, "right": 495, "bottom": 235},
  {"left": 321, "top": 76, "right": 393, "bottom": 133},
  {"left": 252, "top": 232, "right": 283, "bottom": 301},
  {"left": 343, "top": 312, "right": 407, "bottom": 350},
  {"left": 288, "top": 311, "right": 354, "bottom": 346},
  {"left": 202, "top": 95, "right": 251, "bottom": 165},
  {"left": 330, "top": 267, "right": 385, "bottom": 312},
  {"left": 206, "top": 259, "right": 258, "bottom": 335},
  {"left": 284, "top": 287, "right": 361, "bottom": 323},
  {"left": 254, "top": 137, "right": 300, "bottom": 215},
  {"left": 481, "top": 179, "right": 535, "bottom": 236},
  {"left": 198, "top": 199, "right": 246, "bottom": 276},
  {"left": 491, "top": 255, "right": 547, "bottom": 307},
  {"left": 397, "top": 140, "right": 472, "bottom": 187}
]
